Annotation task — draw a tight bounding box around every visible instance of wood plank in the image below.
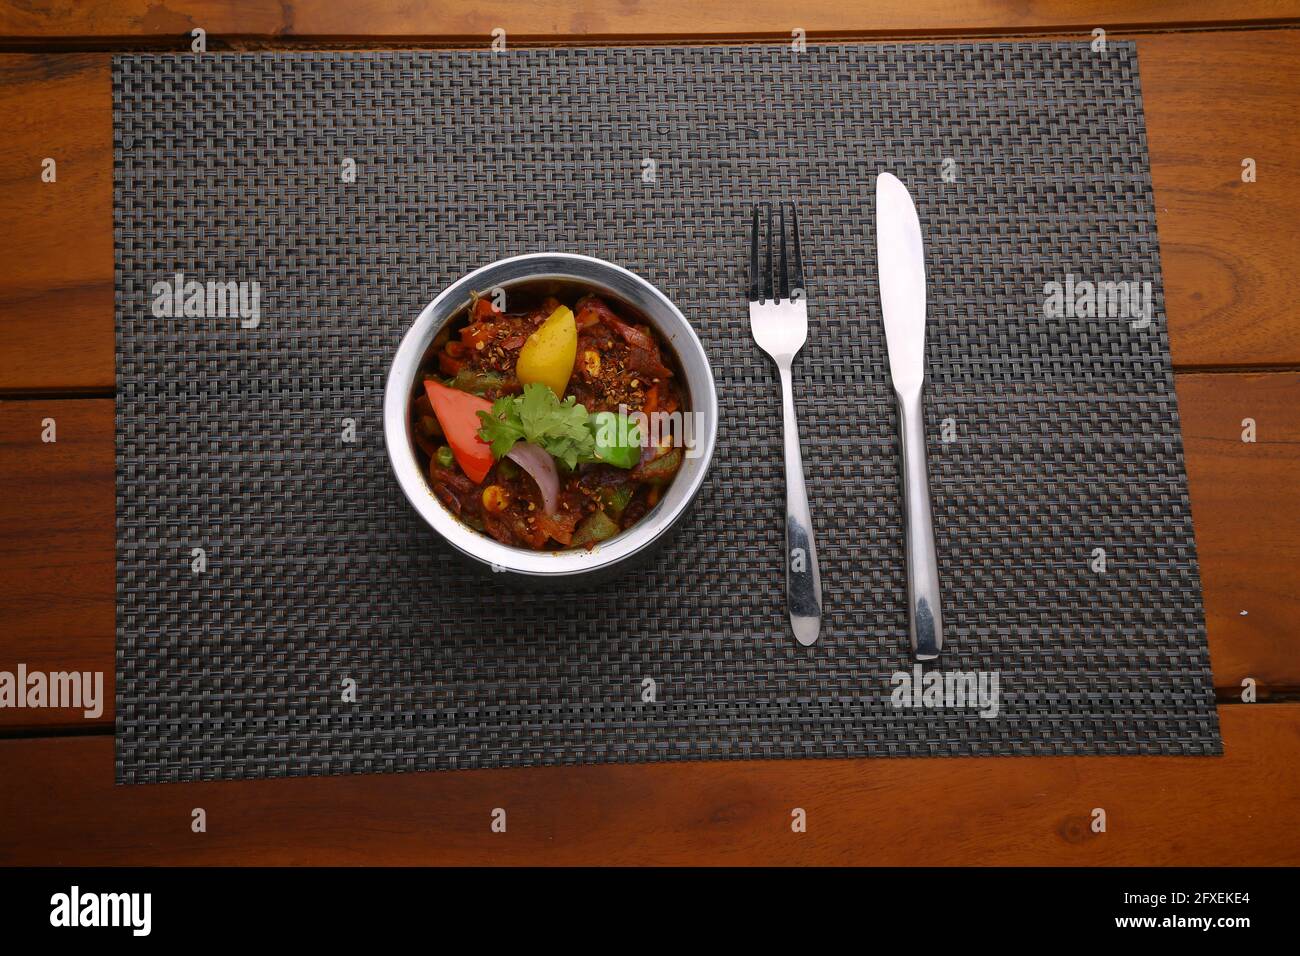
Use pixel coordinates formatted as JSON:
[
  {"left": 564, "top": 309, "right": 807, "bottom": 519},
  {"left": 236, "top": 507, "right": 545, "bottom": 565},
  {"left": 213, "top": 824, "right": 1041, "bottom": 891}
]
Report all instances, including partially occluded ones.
[
  {"left": 0, "top": 54, "right": 112, "bottom": 392},
  {"left": 1, "top": 1, "right": 1298, "bottom": 43},
  {"left": 3, "top": 31, "right": 1299, "bottom": 392},
  {"left": 1141, "top": 30, "right": 1300, "bottom": 367},
  {"left": 1179, "top": 372, "right": 1300, "bottom": 693},
  {"left": 0, "top": 399, "right": 114, "bottom": 729},
  {"left": 0, "top": 372, "right": 1294, "bottom": 729},
  {"left": 0, "top": 703, "right": 1294, "bottom": 865}
]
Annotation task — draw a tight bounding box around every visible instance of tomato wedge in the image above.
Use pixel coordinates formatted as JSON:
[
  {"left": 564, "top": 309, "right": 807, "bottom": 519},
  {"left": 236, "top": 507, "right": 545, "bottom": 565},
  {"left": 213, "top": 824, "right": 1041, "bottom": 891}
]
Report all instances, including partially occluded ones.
[{"left": 423, "top": 379, "right": 494, "bottom": 484}]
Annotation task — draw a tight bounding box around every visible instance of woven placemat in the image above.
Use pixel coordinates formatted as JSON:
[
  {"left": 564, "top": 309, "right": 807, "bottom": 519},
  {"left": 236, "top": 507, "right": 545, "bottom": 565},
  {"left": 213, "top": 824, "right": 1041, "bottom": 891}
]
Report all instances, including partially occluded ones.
[{"left": 114, "top": 43, "right": 1220, "bottom": 784}]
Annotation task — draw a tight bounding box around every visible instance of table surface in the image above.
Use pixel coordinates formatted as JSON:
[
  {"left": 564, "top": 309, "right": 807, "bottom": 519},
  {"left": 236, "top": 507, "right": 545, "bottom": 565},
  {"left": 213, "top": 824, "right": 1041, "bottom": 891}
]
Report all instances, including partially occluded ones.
[{"left": 1, "top": 1, "right": 1297, "bottom": 866}]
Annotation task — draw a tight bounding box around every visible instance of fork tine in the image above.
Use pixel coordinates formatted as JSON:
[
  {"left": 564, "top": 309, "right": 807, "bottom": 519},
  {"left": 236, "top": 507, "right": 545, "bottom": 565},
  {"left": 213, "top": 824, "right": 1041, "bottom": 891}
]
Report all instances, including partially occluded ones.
[
  {"left": 763, "top": 202, "right": 774, "bottom": 302},
  {"left": 749, "top": 206, "right": 760, "bottom": 301},
  {"left": 777, "top": 203, "right": 789, "bottom": 301},
  {"left": 786, "top": 202, "right": 805, "bottom": 300}
]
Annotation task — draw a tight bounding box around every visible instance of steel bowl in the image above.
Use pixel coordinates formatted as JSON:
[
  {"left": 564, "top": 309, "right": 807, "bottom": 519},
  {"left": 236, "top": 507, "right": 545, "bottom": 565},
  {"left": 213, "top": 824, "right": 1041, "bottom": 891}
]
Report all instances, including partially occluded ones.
[{"left": 383, "top": 253, "right": 718, "bottom": 581}]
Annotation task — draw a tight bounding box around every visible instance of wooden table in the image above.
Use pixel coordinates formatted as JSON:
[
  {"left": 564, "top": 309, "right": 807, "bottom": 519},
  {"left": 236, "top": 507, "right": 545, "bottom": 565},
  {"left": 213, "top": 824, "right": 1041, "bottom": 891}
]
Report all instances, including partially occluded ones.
[{"left": 1, "top": 2, "right": 1297, "bottom": 866}]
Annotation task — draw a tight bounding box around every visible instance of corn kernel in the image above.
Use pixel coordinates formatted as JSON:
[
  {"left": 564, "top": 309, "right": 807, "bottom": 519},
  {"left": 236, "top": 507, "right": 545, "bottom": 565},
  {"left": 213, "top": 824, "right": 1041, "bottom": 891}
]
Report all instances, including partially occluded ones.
[
  {"left": 582, "top": 349, "right": 601, "bottom": 378},
  {"left": 482, "top": 485, "right": 508, "bottom": 514}
]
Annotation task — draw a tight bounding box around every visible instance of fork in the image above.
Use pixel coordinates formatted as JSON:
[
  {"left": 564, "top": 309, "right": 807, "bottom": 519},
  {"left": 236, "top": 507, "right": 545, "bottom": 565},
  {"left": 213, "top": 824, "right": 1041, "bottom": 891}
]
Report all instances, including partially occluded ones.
[{"left": 749, "top": 202, "right": 823, "bottom": 646}]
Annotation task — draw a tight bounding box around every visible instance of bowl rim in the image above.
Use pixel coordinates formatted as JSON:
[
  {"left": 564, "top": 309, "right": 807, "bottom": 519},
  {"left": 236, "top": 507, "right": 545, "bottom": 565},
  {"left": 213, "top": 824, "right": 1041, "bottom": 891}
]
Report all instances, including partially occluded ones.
[{"left": 383, "top": 252, "right": 719, "bottom": 577}]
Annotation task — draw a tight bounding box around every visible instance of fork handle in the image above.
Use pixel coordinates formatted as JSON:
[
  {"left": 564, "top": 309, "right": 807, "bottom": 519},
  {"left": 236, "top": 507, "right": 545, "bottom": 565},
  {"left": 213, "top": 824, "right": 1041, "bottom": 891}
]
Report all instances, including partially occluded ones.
[
  {"left": 895, "top": 385, "right": 943, "bottom": 660},
  {"left": 778, "top": 363, "right": 822, "bottom": 646}
]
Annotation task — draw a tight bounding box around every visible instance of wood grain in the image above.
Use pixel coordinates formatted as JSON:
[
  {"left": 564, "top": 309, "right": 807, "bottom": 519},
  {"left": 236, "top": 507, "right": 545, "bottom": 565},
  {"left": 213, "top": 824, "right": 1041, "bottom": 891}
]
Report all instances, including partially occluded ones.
[
  {"left": 0, "top": 703, "right": 1294, "bottom": 865},
  {"left": 0, "top": 399, "right": 114, "bottom": 730},
  {"left": 2, "top": 31, "right": 1299, "bottom": 392},
  {"left": 0, "top": 372, "right": 1295, "bottom": 729},
  {"left": 0, "top": 54, "right": 112, "bottom": 393},
  {"left": 1, "top": 1, "right": 1298, "bottom": 43},
  {"left": 1179, "top": 372, "right": 1300, "bottom": 692},
  {"left": 1141, "top": 30, "right": 1300, "bottom": 367}
]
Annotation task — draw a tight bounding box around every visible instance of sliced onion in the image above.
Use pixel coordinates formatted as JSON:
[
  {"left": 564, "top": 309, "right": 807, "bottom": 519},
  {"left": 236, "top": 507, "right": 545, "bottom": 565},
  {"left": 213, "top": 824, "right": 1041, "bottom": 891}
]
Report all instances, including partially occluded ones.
[{"left": 506, "top": 441, "right": 560, "bottom": 515}]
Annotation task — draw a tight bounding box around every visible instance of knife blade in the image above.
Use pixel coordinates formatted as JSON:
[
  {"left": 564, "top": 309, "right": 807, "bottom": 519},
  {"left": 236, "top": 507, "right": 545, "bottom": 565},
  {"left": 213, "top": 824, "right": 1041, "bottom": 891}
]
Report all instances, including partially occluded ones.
[
  {"left": 876, "top": 173, "right": 928, "bottom": 392},
  {"left": 875, "top": 172, "right": 944, "bottom": 660}
]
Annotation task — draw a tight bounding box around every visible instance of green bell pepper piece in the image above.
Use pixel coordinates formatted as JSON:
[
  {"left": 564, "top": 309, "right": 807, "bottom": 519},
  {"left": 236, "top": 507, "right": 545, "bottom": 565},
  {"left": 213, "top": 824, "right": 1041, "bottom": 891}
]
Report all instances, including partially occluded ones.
[
  {"left": 599, "top": 485, "right": 634, "bottom": 520},
  {"left": 637, "top": 447, "right": 682, "bottom": 486},
  {"left": 571, "top": 510, "right": 621, "bottom": 549},
  {"left": 590, "top": 411, "right": 641, "bottom": 469}
]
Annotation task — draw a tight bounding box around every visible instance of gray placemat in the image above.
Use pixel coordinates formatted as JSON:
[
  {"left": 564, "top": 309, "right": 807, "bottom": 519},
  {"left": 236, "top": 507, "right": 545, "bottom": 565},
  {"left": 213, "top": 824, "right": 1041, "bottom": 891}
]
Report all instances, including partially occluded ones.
[{"left": 114, "top": 43, "right": 1220, "bottom": 784}]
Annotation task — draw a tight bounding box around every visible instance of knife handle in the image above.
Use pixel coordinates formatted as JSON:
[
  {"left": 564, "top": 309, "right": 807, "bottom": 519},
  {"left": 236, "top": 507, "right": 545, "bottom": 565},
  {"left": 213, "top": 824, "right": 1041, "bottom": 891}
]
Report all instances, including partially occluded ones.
[
  {"left": 778, "top": 362, "right": 822, "bottom": 646},
  {"left": 895, "top": 385, "right": 943, "bottom": 660}
]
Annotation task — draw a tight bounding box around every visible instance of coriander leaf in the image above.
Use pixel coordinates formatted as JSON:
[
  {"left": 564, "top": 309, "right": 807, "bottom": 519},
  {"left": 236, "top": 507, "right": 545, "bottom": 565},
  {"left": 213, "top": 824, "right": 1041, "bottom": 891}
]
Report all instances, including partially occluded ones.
[
  {"left": 517, "top": 381, "right": 556, "bottom": 437},
  {"left": 476, "top": 396, "right": 526, "bottom": 459},
  {"left": 476, "top": 383, "right": 596, "bottom": 469}
]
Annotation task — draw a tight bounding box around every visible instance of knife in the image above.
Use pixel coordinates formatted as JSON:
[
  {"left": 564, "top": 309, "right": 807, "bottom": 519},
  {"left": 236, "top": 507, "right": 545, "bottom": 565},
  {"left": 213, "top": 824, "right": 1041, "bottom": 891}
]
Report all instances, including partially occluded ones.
[{"left": 875, "top": 172, "right": 943, "bottom": 660}]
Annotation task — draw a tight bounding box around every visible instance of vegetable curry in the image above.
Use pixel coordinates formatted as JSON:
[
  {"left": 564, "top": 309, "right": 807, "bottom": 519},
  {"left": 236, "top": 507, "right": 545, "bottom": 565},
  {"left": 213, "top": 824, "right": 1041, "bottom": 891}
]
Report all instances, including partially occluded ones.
[{"left": 410, "top": 288, "right": 686, "bottom": 551}]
